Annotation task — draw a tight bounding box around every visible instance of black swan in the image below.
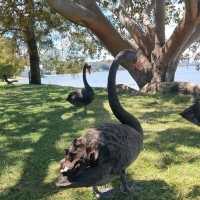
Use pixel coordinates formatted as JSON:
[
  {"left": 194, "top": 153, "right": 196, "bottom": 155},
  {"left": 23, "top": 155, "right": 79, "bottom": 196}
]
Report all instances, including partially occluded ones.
[
  {"left": 180, "top": 99, "right": 200, "bottom": 126},
  {"left": 57, "top": 50, "right": 143, "bottom": 196},
  {"left": 2, "top": 75, "right": 18, "bottom": 85},
  {"left": 66, "top": 63, "right": 94, "bottom": 108}
]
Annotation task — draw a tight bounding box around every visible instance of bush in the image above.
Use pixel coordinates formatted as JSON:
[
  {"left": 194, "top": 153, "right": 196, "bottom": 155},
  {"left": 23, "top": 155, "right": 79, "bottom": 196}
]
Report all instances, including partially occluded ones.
[{"left": 0, "top": 37, "right": 25, "bottom": 78}]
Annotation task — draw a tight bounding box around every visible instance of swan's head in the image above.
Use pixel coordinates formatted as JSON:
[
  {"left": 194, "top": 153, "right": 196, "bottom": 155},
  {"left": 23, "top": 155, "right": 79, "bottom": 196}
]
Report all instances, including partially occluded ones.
[
  {"left": 56, "top": 137, "right": 88, "bottom": 187},
  {"left": 56, "top": 135, "right": 100, "bottom": 188},
  {"left": 60, "top": 138, "right": 87, "bottom": 172},
  {"left": 84, "top": 63, "right": 92, "bottom": 74},
  {"left": 115, "top": 50, "right": 137, "bottom": 66},
  {"left": 115, "top": 49, "right": 146, "bottom": 70},
  {"left": 114, "top": 49, "right": 145, "bottom": 70}
]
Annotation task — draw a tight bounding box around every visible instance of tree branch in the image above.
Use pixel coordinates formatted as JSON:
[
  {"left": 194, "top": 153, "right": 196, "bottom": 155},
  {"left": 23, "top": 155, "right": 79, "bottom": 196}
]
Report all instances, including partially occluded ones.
[
  {"left": 185, "top": 0, "right": 199, "bottom": 22},
  {"left": 182, "top": 17, "right": 200, "bottom": 51},
  {"left": 119, "top": 11, "right": 154, "bottom": 58},
  {"left": 47, "top": 0, "right": 154, "bottom": 88},
  {"left": 162, "top": 0, "right": 200, "bottom": 64},
  {"left": 119, "top": 12, "right": 145, "bottom": 49},
  {"left": 47, "top": 0, "right": 134, "bottom": 55},
  {"left": 47, "top": 0, "right": 96, "bottom": 25},
  {"left": 155, "top": 0, "right": 165, "bottom": 47},
  {"left": 142, "top": 0, "right": 155, "bottom": 26}
]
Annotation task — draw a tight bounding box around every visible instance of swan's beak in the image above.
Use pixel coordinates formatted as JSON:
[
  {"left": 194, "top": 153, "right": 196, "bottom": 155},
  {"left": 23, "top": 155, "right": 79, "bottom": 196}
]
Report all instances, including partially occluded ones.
[
  {"left": 56, "top": 174, "right": 73, "bottom": 187},
  {"left": 88, "top": 68, "right": 91, "bottom": 74},
  {"left": 60, "top": 166, "right": 69, "bottom": 173}
]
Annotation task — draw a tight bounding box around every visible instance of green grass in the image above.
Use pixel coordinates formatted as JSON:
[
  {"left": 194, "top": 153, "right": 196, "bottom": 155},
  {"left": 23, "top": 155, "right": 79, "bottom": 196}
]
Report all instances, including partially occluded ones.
[{"left": 0, "top": 84, "right": 200, "bottom": 200}]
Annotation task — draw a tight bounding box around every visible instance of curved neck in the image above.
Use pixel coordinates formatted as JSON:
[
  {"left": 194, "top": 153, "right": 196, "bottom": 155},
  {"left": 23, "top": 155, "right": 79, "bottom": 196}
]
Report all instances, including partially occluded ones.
[
  {"left": 83, "top": 65, "right": 90, "bottom": 89},
  {"left": 107, "top": 59, "right": 143, "bottom": 134}
]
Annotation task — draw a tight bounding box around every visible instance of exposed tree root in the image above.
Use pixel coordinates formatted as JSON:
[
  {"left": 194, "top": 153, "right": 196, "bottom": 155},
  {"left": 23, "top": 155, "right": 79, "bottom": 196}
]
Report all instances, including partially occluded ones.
[{"left": 141, "top": 82, "right": 200, "bottom": 96}]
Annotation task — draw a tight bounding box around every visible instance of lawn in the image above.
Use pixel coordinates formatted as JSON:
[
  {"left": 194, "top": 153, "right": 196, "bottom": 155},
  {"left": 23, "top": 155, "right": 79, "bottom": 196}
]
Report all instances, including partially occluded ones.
[{"left": 0, "top": 84, "right": 200, "bottom": 200}]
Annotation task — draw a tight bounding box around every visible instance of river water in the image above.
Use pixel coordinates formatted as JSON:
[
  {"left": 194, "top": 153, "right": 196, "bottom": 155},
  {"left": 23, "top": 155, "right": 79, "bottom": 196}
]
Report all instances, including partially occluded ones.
[{"left": 18, "top": 65, "right": 200, "bottom": 89}]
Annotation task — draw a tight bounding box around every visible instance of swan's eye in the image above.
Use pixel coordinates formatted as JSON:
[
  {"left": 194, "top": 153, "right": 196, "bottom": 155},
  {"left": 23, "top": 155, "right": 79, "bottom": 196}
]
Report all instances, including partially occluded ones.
[
  {"left": 68, "top": 152, "right": 76, "bottom": 161},
  {"left": 64, "top": 149, "right": 69, "bottom": 155}
]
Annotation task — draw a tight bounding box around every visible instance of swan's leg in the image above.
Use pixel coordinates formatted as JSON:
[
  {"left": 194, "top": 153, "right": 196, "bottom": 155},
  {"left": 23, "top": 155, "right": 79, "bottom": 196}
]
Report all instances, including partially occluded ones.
[
  {"left": 84, "top": 106, "right": 87, "bottom": 114},
  {"left": 120, "top": 169, "right": 132, "bottom": 193}
]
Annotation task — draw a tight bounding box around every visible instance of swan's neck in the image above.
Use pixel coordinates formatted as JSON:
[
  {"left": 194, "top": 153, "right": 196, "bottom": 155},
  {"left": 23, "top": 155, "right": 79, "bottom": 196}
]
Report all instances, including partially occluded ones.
[
  {"left": 83, "top": 66, "right": 90, "bottom": 89},
  {"left": 108, "top": 59, "right": 143, "bottom": 134}
]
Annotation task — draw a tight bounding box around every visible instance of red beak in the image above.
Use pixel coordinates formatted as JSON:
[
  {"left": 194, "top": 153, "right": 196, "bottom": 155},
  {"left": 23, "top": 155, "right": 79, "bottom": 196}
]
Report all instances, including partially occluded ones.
[{"left": 88, "top": 67, "right": 91, "bottom": 74}]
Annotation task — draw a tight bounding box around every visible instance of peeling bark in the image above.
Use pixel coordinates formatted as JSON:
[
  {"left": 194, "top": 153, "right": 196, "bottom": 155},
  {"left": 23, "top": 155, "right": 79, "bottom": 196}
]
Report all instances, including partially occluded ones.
[
  {"left": 165, "top": 60, "right": 179, "bottom": 82},
  {"left": 119, "top": 11, "right": 153, "bottom": 57}
]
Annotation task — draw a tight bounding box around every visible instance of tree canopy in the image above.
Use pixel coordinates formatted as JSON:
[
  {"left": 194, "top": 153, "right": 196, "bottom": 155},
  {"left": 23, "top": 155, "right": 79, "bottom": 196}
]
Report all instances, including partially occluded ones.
[
  {"left": 0, "top": 0, "right": 72, "bottom": 84},
  {"left": 0, "top": 0, "right": 104, "bottom": 83},
  {"left": 41, "top": 54, "right": 84, "bottom": 74},
  {"left": 47, "top": 0, "right": 200, "bottom": 90}
]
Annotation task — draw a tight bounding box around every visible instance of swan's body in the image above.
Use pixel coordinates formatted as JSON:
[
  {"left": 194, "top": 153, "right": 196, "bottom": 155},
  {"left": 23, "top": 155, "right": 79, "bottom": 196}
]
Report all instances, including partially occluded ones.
[
  {"left": 57, "top": 50, "right": 143, "bottom": 194},
  {"left": 66, "top": 64, "right": 94, "bottom": 107},
  {"left": 2, "top": 75, "right": 18, "bottom": 85},
  {"left": 180, "top": 101, "right": 200, "bottom": 126},
  {"left": 58, "top": 123, "right": 142, "bottom": 188}
]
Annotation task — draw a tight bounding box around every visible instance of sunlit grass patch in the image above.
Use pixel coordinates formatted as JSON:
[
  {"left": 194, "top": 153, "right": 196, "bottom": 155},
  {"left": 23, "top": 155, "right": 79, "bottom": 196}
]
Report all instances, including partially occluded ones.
[{"left": 0, "top": 84, "right": 200, "bottom": 200}]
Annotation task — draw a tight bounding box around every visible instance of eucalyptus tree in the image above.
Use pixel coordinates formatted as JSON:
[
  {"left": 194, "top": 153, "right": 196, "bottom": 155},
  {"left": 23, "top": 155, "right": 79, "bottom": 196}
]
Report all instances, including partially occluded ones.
[{"left": 47, "top": 0, "right": 200, "bottom": 91}]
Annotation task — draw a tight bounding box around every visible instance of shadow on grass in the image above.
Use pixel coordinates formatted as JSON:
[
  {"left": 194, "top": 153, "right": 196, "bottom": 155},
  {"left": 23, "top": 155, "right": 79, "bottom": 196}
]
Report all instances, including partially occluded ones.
[
  {"left": 140, "top": 110, "right": 176, "bottom": 124},
  {"left": 139, "top": 93, "right": 192, "bottom": 123},
  {"left": 0, "top": 85, "right": 188, "bottom": 199},
  {"left": 145, "top": 127, "right": 200, "bottom": 168},
  {"left": 1, "top": 108, "right": 80, "bottom": 199},
  {"left": 147, "top": 127, "right": 200, "bottom": 151},
  {"left": 151, "top": 93, "right": 191, "bottom": 105},
  {"left": 100, "top": 179, "right": 178, "bottom": 200},
  {"left": 187, "top": 185, "right": 200, "bottom": 199},
  {"left": 0, "top": 86, "right": 112, "bottom": 199}
]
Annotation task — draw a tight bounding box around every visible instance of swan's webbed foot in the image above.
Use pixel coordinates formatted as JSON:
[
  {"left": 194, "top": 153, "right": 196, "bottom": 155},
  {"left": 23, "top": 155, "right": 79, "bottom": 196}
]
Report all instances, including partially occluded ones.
[
  {"left": 92, "top": 186, "right": 115, "bottom": 199},
  {"left": 92, "top": 186, "right": 101, "bottom": 198}
]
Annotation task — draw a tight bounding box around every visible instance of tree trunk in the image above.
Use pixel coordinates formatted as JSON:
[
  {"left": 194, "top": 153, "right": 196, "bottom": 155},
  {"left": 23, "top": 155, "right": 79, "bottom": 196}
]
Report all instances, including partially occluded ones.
[
  {"left": 24, "top": 27, "right": 41, "bottom": 84},
  {"left": 151, "top": 62, "right": 178, "bottom": 83},
  {"left": 165, "top": 60, "right": 179, "bottom": 82},
  {"left": 23, "top": 0, "right": 41, "bottom": 85}
]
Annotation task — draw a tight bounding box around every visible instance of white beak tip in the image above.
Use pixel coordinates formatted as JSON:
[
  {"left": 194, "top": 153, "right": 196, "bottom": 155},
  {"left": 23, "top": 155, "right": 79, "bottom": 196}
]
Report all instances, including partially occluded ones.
[{"left": 60, "top": 166, "right": 69, "bottom": 173}]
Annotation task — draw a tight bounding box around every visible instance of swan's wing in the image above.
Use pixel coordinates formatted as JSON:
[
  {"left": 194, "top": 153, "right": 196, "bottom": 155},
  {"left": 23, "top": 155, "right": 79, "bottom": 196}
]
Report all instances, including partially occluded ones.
[
  {"left": 68, "top": 90, "right": 83, "bottom": 99},
  {"left": 81, "top": 88, "right": 94, "bottom": 100}
]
